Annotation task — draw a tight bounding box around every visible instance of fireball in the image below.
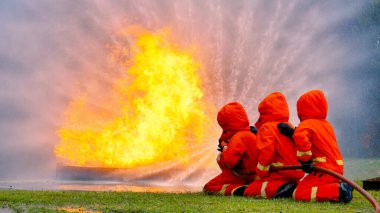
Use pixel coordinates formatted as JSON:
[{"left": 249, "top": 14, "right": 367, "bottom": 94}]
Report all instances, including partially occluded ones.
[{"left": 55, "top": 27, "right": 209, "bottom": 168}]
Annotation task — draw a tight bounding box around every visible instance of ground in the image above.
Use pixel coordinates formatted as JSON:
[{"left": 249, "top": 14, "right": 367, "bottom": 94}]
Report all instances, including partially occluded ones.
[
  {"left": 0, "top": 189, "right": 379, "bottom": 212},
  {"left": 1, "top": 158, "right": 380, "bottom": 212}
]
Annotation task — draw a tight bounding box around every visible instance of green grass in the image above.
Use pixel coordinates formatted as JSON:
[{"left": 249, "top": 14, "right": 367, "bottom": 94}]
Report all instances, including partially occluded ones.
[
  {"left": 0, "top": 189, "right": 379, "bottom": 212},
  {"left": 345, "top": 158, "right": 380, "bottom": 180},
  {"left": 1, "top": 158, "right": 379, "bottom": 212}
]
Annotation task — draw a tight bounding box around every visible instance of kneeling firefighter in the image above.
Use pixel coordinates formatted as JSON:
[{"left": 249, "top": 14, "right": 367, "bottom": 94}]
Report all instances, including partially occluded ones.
[
  {"left": 244, "top": 92, "right": 304, "bottom": 198},
  {"left": 203, "top": 102, "right": 258, "bottom": 196},
  {"left": 278, "top": 90, "right": 353, "bottom": 203}
]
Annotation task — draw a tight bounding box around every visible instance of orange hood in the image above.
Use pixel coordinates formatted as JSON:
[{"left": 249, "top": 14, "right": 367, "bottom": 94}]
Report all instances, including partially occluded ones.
[
  {"left": 217, "top": 102, "right": 250, "bottom": 141},
  {"left": 255, "top": 92, "right": 289, "bottom": 128},
  {"left": 297, "top": 90, "right": 328, "bottom": 121}
]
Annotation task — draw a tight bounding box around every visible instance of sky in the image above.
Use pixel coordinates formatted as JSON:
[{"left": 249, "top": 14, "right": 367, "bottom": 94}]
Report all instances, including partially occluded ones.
[{"left": 0, "top": 0, "right": 378, "bottom": 180}]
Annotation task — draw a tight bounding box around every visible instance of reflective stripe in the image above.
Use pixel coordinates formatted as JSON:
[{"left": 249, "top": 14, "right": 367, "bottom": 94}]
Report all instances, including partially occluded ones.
[
  {"left": 292, "top": 188, "right": 297, "bottom": 199},
  {"left": 219, "top": 184, "right": 229, "bottom": 195},
  {"left": 257, "top": 163, "right": 270, "bottom": 171},
  {"left": 271, "top": 162, "right": 284, "bottom": 167},
  {"left": 232, "top": 170, "right": 242, "bottom": 177},
  {"left": 231, "top": 185, "right": 247, "bottom": 196},
  {"left": 310, "top": 187, "right": 318, "bottom": 202},
  {"left": 336, "top": 160, "right": 344, "bottom": 165},
  {"left": 261, "top": 181, "right": 268, "bottom": 198},
  {"left": 312, "top": 157, "right": 327, "bottom": 163},
  {"left": 297, "top": 150, "right": 312, "bottom": 157}
]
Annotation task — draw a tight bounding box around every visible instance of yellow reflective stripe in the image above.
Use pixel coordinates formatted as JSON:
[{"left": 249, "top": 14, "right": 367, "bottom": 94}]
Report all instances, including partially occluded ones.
[
  {"left": 231, "top": 185, "right": 248, "bottom": 196},
  {"left": 232, "top": 170, "right": 242, "bottom": 177},
  {"left": 271, "top": 162, "right": 284, "bottom": 167},
  {"left": 312, "top": 157, "right": 327, "bottom": 163},
  {"left": 257, "top": 163, "right": 270, "bottom": 171},
  {"left": 310, "top": 187, "right": 318, "bottom": 202},
  {"left": 336, "top": 160, "right": 344, "bottom": 165},
  {"left": 297, "top": 150, "right": 312, "bottom": 157},
  {"left": 261, "top": 181, "right": 268, "bottom": 198},
  {"left": 292, "top": 188, "right": 297, "bottom": 199},
  {"left": 219, "top": 184, "right": 229, "bottom": 195}
]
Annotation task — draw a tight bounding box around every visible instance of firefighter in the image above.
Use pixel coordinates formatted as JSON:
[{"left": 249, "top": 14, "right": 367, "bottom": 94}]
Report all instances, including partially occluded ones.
[
  {"left": 203, "top": 102, "right": 258, "bottom": 196},
  {"left": 244, "top": 92, "right": 304, "bottom": 199},
  {"left": 278, "top": 90, "right": 353, "bottom": 203}
]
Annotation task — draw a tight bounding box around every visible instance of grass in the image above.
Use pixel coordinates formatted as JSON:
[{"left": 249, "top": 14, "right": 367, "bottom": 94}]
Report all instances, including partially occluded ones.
[
  {"left": 1, "top": 158, "right": 379, "bottom": 212},
  {"left": 0, "top": 189, "right": 379, "bottom": 212},
  {"left": 345, "top": 158, "right": 380, "bottom": 180}
]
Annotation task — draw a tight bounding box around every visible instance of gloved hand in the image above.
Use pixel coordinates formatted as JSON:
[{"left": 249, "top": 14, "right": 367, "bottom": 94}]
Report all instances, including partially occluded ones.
[
  {"left": 217, "top": 140, "right": 228, "bottom": 152},
  {"left": 250, "top": 126, "right": 258, "bottom": 135},
  {"left": 277, "top": 123, "right": 295, "bottom": 139},
  {"left": 299, "top": 159, "right": 313, "bottom": 173},
  {"left": 217, "top": 143, "right": 223, "bottom": 152}
]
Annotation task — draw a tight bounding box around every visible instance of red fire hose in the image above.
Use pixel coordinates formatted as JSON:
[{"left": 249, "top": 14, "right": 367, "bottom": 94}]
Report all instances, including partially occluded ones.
[{"left": 270, "top": 165, "right": 380, "bottom": 213}]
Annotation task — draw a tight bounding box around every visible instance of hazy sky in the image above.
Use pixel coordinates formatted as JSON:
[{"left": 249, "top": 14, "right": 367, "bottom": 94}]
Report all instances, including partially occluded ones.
[{"left": 0, "top": 0, "right": 378, "bottom": 180}]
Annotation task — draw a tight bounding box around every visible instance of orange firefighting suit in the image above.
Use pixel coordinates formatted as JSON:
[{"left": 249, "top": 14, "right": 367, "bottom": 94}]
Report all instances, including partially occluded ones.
[
  {"left": 203, "top": 102, "right": 258, "bottom": 196},
  {"left": 293, "top": 90, "right": 344, "bottom": 202},
  {"left": 244, "top": 92, "right": 304, "bottom": 198}
]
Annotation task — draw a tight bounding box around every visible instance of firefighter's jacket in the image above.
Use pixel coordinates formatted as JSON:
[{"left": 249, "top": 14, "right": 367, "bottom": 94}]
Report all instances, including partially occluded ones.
[
  {"left": 216, "top": 102, "right": 258, "bottom": 175},
  {"left": 293, "top": 90, "right": 344, "bottom": 174},
  {"left": 254, "top": 92, "right": 303, "bottom": 178}
]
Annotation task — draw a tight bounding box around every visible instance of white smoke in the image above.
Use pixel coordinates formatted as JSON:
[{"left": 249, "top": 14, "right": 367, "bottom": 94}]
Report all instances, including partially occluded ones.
[{"left": 0, "top": 0, "right": 371, "bottom": 182}]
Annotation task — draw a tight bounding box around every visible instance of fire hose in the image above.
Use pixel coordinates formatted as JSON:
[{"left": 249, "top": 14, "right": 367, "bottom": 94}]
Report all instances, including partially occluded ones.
[{"left": 269, "top": 165, "right": 380, "bottom": 213}]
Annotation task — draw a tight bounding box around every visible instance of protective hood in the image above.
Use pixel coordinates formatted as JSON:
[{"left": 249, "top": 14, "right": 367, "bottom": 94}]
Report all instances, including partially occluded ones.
[
  {"left": 217, "top": 102, "right": 250, "bottom": 141},
  {"left": 255, "top": 92, "right": 289, "bottom": 128},
  {"left": 297, "top": 90, "right": 328, "bottom": 121}
]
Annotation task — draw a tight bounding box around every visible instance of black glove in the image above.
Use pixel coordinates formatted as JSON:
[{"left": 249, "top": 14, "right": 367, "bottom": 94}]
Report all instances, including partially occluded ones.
[
  {"left": 217, "top": 139, "right": 229, "bottom": 152},
  {"left": 250, "top": 126, "right": 258, "bottom": 135},
  {"left": 217, "top": 139, "right": 223, "bottom": 152},
  {"left": 277, "top": 123, "right": 295, "bottom": 139},
  {"left": 299, "top": 159, "right": 313, "bottom": 173},
  {"left": 217, "top": 143, "right": 223, "bottom": 152}
]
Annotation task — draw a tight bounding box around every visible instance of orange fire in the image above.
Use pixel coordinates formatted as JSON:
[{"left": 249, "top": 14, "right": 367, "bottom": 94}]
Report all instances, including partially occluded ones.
[{"left": 55, "top": 27, "right": 210, "bottom": 168}]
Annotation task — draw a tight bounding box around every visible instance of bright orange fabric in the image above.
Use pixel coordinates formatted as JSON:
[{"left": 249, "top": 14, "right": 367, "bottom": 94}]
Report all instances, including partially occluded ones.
[
  {"left": 216, "top": 102, "right": 258, "bottom": 174},
  {"left": 254, "top": 92, "right": 304, "bottom": 179},
  {"left": 293, "top": 90, "right": 344, "bottom": 174},
  {"left": 245, "top": 92, "right": 303, "bottom": 198},
  {"left": 203, "top": 170, "right": 255, "bottom": 196},
  {"left": 217, "top": 130, "right": 258, "bottom": 174},
  {"left": 293, "top": 172, "right": 340, "bottom": 202},
  {"left": 297, "top": 90, "right": 328, "bottom": 122},
  {"left": 254, "top": 92, "right": 289, "bottom": 129},
  {"left": 204, "top": 102, "right": 258, "bottom": 195},
  {"left": 245, "top": 171, "right": 302, "bottom": 198},
  {"left": 293, "top": 90, "right": 343, "bottom": 202},
  {"left": 217, "top": 102, "right": 250, "bottom": 141}
]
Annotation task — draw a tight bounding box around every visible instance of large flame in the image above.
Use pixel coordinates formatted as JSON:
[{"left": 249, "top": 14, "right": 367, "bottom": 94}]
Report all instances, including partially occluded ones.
[{"left": 55, "top": 27, "right": 209, "bottom": 168}]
